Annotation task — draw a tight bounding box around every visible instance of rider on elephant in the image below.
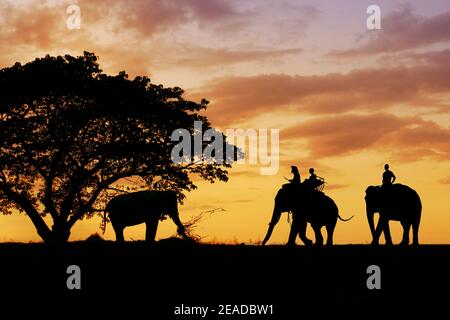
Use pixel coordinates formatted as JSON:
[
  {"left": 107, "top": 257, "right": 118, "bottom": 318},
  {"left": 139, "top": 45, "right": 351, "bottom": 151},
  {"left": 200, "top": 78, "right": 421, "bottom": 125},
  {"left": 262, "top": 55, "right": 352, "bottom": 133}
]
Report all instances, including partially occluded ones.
[
  {"left": 289, "top": 166, "right": 301, "bottom": 184},
  {"left": 382, "top": 164, "right": 396, "bottom": 187},
  {"left": 304, "top": 168, "right": 324, "bottom": 191},
  {"left": 283, "top": 166, "right": 301, "bottom": 188}
]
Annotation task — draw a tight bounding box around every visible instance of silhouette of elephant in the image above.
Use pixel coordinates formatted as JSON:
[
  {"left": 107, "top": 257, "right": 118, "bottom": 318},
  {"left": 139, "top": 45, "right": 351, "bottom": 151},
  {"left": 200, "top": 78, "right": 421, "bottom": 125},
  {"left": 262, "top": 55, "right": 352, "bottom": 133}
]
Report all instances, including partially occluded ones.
[
  {"left": 104, "top": 190, "right": 188, "bottom": 242},
  {"left": 365, "top": 184, "right": 422, "bottom": 245},
  {"left": 262, "top": 186, "right": 352, "bottom": 246}
]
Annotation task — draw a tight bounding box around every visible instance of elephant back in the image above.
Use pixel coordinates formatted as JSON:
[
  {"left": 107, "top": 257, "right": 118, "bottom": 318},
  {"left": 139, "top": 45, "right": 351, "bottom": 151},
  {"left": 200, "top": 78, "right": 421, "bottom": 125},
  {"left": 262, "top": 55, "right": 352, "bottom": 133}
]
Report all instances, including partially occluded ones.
[
  {"left": 387, "top": 183, "right": 420, "bottom": 199},
  {"left": 308, "top": 191, "right": 338, "bottom": 215},
  {"left": 394, "top": 183, "right": 421, "bottom": 206},
  {"left": 275, "top": 185, "right": 337, "bottom": 215},
  {"left": 369, "top": 183, "right": 421, "bottom": 213},
  {"left": 107, "top": 190, "right": 178, "bottom": 214}
]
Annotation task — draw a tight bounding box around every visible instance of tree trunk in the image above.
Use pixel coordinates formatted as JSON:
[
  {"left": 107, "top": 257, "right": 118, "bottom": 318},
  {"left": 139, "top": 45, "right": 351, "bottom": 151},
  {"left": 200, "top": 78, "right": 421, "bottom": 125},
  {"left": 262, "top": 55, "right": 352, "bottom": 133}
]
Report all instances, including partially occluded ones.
[
  {"left": 29, "top": 216, "right": 71, "bottom": 246},
  {"left": 48, "top": 222, "right": 71, "bottom": 247},
  {"left": 23, "top": 211, "right": 71, "bottom": 246}
]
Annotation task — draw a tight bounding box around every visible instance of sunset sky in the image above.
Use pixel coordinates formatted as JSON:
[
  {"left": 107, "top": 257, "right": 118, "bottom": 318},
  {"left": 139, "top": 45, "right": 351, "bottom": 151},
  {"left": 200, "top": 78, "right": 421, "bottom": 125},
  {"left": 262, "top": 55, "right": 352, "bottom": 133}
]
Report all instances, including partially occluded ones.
[{"left": 1, "top": 0, "right": 449, "bottom": 244}]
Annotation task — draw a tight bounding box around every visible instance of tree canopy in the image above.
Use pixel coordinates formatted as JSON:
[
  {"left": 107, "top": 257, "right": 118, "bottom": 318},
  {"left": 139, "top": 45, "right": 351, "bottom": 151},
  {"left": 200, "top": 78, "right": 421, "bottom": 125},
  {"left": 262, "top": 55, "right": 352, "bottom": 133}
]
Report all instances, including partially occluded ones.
[{"left": 0, "top": 52, "right": 235, "bottom": 245}]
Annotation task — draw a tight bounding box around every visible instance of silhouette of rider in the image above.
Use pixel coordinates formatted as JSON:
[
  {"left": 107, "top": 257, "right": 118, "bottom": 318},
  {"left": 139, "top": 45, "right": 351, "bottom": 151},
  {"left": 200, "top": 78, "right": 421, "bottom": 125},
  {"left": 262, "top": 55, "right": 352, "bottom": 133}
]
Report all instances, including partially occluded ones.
[
  {"left": 309, "top": 168, "right": 317, "bottom": 183},
  {"left": 382, "top": 164, "right": 396, "bottom": 187},
  {"left": 306, "top": 168, "right": 324, "bottom": 190},
  {"left": 289, "top": 166, "right": 301, "bottom": 184}
]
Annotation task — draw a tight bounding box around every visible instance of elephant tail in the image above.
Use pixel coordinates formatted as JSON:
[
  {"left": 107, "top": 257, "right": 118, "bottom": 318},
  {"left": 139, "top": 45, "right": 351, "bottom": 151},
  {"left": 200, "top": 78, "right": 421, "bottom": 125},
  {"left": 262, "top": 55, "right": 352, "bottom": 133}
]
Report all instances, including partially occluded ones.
[{"left": 338, "top": 214, "right": 354, "bottom": 222}]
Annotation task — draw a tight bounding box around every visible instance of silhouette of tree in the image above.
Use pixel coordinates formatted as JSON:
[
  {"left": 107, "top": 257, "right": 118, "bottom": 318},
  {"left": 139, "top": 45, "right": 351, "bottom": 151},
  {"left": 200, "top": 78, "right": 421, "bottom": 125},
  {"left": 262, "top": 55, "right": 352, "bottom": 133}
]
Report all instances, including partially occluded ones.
[{"left": 0, "top": 52, "right": 236, "bottom": 245}]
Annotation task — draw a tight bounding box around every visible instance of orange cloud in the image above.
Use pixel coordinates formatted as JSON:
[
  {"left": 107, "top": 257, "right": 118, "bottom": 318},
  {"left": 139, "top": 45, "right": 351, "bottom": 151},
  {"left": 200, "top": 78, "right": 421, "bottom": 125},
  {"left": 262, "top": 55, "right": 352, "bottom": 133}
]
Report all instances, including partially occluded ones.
[
  {"left": 283, "top": 113, "right": 411, "bottom": 157},
  {"left": 282, "top": 114, "right": 450, "bottom": 161},
  {"left": 0, "top": 0, "right": 315, "bottom": 73},
  {"left": 396, "top": 49, "right": 450, "bottom": 68},
  {"left": 382, "top": 119, "right": 450, "bottom": 161},
  {"left": 0, "top": 1, "right": 62, "bottom": 49},
  {"left": 174, "top": 47, "right": 303, "bottom": 69},
  {"left": 199, "top": 57, "right": 450, "bottom": 126}
]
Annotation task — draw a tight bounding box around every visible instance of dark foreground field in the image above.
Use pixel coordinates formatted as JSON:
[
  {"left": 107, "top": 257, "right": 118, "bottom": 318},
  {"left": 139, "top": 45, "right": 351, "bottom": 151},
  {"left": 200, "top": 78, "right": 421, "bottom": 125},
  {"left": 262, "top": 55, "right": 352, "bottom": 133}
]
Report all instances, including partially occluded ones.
[{"left": 0, "top": 241, "right": 449, "bottom": 318}]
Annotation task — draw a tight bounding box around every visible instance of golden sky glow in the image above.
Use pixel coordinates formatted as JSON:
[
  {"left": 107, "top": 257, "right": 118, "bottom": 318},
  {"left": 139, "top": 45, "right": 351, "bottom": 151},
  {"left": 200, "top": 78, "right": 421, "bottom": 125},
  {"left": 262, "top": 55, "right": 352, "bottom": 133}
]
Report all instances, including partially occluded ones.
[{"left": 0, "top": 0, "right": 449, "bottom": 243}]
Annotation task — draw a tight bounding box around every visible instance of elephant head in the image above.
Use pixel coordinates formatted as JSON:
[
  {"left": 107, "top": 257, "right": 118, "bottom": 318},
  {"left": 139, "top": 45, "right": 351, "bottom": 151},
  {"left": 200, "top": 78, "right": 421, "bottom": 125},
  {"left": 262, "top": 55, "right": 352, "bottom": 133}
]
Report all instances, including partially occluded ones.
[{"left": 365, "top": 185, "right": 383, "bottom": 238}]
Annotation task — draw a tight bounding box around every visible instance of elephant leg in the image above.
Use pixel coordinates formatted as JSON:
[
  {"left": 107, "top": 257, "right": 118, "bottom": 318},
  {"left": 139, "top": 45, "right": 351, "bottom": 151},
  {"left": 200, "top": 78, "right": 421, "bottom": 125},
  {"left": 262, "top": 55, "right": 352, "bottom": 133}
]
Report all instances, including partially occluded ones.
[
  {"left": 400, "top": 221, "right": 411, "bottom": 246},
  {"left": 287, "top": 218, "right": 299, "bottom": 246},
  {"left": 372, "top": 217, "right": 387, "bottom": 245},
  {"left": 382, "top": 220, "right": 393, "bottom": 245},
  {"left": 326, "top": 223, "right": 336, "bottom": 246},
  {"left": 113, "top": 224, "right": 125, "bottom": 243},
  {"left": 412, "top": 214, "right": 421, "bottom": 245},
  {"left": 312, "top": 225, "right": 323, "bottom": 246},
  {"left": 145, "top": 219, "right": 159, "bottom": 242},
  {"left": 291, "top": 218, "right": 312, "bottom": 246}
]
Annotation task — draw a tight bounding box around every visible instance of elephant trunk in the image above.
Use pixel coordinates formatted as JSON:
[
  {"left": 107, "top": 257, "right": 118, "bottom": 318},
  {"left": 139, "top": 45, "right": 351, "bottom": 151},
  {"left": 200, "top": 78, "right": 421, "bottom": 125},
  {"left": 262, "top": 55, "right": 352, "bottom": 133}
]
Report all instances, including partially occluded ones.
[
  {"left": 262, "top": 224, "right": 274, "bottom": 246},
  {"left": 262, "top": 207, "right": 282, "bottom": 245},
  {"left": 367, "top": 207, "right": 376, "bottom": 238},
  {"left": 170, "top": 211, "right": 189, "bottom": 239}
]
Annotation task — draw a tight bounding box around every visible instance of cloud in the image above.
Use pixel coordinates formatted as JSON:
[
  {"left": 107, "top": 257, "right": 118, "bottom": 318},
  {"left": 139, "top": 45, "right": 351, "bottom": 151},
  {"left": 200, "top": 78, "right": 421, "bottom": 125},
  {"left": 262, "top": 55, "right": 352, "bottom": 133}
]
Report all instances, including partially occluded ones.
[
  {"left": 382, "top": 119, "right": 450, "bottom": 161},
  {"left": 1, "top": 1, "right": 448, "bottom": 165},
  {"left": 396, "top": 49, "right": 450, "bottom": 67},
  {"left": 239, "top": 3, "right": 321, "bottom": 43},
  {"left": 113, "top": 0, "right": 239, "bottom": 37},
  {"left": 73, "top": 0, "right": 319, "bottom": 43},
  {"left": 282, "top": 114, "right": 450, "bottom": 161},
  {"left": 0, "top": 0, "right": 242, "bottom": 48},
  {"left": 0, "top": 1, "right": 62, "bottom": 49},
  {"left": 330, "top": 5, "right": 450, "bottom": 57},
  {"left": 174, "top": 47, "right": 303, "bottom": 69},
  {"left": 87, "top": 1, "right": 321, "bottom": 54},
  {"left": 198, "top": 57, "right": 450, "bottom": 126},
  {"left": 439, "top": 176, "right": 450, "bottom": 184},
  {"left": 283, "top": 113, "right": 412, "bottom": 157},
  {"left": 0, "top": 0, "right": 314, "bottom": 72},
  {"left": 325, "top": 184, "right": 349, "bottom": 190}
]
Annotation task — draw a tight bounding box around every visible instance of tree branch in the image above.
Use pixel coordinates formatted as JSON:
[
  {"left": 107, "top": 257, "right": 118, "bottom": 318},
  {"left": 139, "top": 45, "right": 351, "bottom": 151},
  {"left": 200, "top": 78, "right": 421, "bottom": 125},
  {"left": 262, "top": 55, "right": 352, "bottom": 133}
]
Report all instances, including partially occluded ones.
[
  {"left": 25, "top": 151, "right": 59, "bottom": 222},
  {"left": 0, "top": 180, "right": 51, "bottom": 241}
]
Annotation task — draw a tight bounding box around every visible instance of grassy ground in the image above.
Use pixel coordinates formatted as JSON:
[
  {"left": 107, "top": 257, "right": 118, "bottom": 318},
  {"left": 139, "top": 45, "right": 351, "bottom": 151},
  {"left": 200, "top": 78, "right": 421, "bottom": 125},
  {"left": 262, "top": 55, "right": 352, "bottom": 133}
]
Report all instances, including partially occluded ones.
[{"left": 0, "top": 240, "right": 448, "bottom": 318}]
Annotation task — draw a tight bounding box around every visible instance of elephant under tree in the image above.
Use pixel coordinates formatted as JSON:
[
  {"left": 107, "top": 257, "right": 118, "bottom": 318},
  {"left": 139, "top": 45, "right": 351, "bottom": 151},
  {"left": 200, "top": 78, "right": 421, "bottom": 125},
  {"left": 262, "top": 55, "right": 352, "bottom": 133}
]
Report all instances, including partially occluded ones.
[
  {"left": 104, "top": 190, "right": 189, "bottom": 242},
  {"left": 365, "top": 184, "right": 422, "bottom": 246},
  {"left": 262, "top": 185, "right": 352, "bottom": 246}
]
